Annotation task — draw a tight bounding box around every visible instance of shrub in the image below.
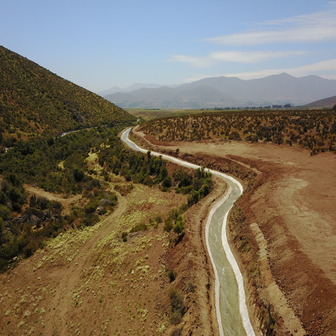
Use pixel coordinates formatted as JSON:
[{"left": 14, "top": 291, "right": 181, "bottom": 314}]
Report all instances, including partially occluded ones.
[
  {"left": 83, "top": 213, "right": 99, "bottom": 226},
  {"left": 173, "top": 220, "right": 184, "bottom": 235},
  {"left": 167, "top": 268, "right": 176, "bottom": 282},
  {"left": 0, "top": 205, "right": 11, "bottom": 221},
  {"left": 121, "top": 232, "right": 128, "bottom": 242},
  {"left": 129, "top": 222, "right": 147, "bottom": 233},
  {"left": 162, "top": 176, "right": 172, "bottom": 188},
  {"left": 170, "top": 290, "right": 185, "bottom": 325},
  {"left": 171, "top": 328, "right": 182, "bottom": 336},
  {"left": 164, "top": 220, "right": 173, "bottom": 232}
]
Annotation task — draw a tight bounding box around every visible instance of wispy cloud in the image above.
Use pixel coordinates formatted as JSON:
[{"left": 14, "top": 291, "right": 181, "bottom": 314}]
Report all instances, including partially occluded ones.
[
  {"left": 169, "top": 50, "right": 306, "bottom": 67},
  {"left": 206, "top": 3, "right": 336, "bottom": 45},
  {"left": 185, "top": 58, "right": 336, "bottom": 82},
  {"left": 210, "top": 51, "right": 306, "bottom": 63}
]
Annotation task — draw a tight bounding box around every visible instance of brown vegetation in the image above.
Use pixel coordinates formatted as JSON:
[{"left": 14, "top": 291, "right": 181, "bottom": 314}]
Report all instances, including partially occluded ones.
[{"left": 141, "top": 109, "right": 336, "bottom": 155}]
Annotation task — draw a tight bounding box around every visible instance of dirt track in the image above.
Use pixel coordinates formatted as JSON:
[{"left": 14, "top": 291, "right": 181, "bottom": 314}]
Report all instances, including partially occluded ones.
[
  {"left": 0, "top": 183, "right": 193, "bottom": 335},
  {"left": 42, "top": 196, "right": 128, "bottom": 335}
]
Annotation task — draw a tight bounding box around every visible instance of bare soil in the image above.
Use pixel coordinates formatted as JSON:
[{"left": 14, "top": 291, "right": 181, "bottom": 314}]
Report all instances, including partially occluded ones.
[
  {"left": 23, "top": 185, "right": 83, "bottom": 215},
  {"left": 0, "top": 181, "right": 192, "bottom": 336},
  {"left": 0, "top": 160, "right": 226, "bottom": 336},
  {"left": 134, "top": 128, "right": 336, "bottom": 335}
]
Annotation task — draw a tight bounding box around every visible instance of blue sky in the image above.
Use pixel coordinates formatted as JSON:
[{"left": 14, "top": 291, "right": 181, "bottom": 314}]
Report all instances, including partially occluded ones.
[{"left": 1, "top": 0, "right": 336, "bottom": 92}]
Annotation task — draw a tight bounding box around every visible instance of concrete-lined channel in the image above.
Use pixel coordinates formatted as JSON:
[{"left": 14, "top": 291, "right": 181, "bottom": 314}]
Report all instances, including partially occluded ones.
[{"left": 121, "top": 128, "right": 255, "bottom": 336}]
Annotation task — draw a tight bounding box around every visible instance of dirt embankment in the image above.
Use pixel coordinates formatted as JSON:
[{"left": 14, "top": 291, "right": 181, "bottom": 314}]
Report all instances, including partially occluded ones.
[
  {"left": 133, "top": 127, "right": 336, "bottom": 336},
  {"left": 164, "top": 176, "right": 227, "bottom": 336}
]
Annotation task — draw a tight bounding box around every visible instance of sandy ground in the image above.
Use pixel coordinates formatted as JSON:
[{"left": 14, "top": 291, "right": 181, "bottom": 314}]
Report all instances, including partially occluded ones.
[
  {"left": 0, "top": 182, "right": 193, "bottom": 336},
  {"left": 135, "top": 128, "right": 336, "bottom": 336}
]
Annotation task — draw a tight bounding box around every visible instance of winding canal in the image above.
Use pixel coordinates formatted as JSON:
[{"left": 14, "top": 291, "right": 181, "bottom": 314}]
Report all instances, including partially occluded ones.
[{"left": 121, "top": 128, "right": 255, "bottom": 336}]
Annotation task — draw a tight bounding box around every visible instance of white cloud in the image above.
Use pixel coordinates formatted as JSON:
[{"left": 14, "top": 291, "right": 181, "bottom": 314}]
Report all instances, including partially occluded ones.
[
  {"left": 169, "top": 50, "right": 306, "bottom": 67},
  {"left": 185, "top": 58, "right": 336, "bottom": 82},
  {"left": 210, "top": 50, "right": 306, "bottom": 63},
  {"left": 206, "top": 3, "right": 336, "bottom": 45}
]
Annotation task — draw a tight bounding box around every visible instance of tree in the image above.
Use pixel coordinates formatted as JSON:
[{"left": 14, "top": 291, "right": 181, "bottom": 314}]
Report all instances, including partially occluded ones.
[
  {"left": 162, "top": 176, "right": 172, "bottom": 188},
  {"left": 73, "top": 168, "right": 84, "bottom": 182}
]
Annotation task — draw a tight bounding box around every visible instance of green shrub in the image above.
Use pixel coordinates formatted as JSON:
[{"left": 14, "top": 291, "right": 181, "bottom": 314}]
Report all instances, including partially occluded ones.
[
  {"left": 121, "top": 232, "right": 128, "bottom": 242},
  {"left": 83, "top": 213, "right": 99, "bottom": 226},
  {"left": 170, "top": 290, "right": 185, "bottom": 325},
  {"left": 0, "top": 205, "right": 11, "bottom": 221},
  {"left": 167, "top": 268, "right": 176, "bottom": 282},
  {"left": 129, "top": 222, "right": 147, "bottom": 233},
  {"left": 164, "top": 220, "right": 173, "bottom": 232},
  {"left": 173, "top": 220, "right": 184, "bottom": 235}
]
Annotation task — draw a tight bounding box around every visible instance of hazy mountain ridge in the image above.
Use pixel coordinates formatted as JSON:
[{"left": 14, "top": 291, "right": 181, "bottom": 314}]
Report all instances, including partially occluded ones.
[
  {"left": 0, "top": 46, "right": 134, "bottom": 146},
  {"left": 105, "top": 73, "right": 336, "bottom": 108},
  {"left": 306, "top": 95, "right": 336, "bottom": 108},
  {"left": 98, "top": 83, "right": 163, "bottom": 96}
]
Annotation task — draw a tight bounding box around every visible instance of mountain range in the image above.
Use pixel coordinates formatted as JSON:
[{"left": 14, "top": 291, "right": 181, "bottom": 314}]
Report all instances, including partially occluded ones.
[
  {"left": 98, "top": 83, "right": 163, "bottom": 96},
  {"left": 104, "top": 74, "right": 336, "bottom": 109}
]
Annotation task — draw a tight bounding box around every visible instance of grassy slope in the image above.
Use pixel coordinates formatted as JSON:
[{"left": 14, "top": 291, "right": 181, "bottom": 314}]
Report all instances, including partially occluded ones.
[{"left": 0, "top": 46, "right": 135, "bottom": 144}]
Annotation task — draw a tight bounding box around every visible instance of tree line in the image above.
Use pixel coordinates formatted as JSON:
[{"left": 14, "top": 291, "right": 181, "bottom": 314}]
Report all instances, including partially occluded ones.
[{"left": 142, "top": 109, "right": 336, "bottom": 155}]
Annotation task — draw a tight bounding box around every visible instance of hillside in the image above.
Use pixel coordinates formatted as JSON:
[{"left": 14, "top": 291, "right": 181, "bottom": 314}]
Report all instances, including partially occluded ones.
[
  {"left": 104, "top": 73, "right": 336, "bottom": 108},
  {"left": 0, "top": 46, "right": 135, "bottom": 147},
  {"left": 306, "top": 95, "right": 336, "bottom": 108},
  {"left": 142, "top": 109, "right": 336, "bottom": 155}
]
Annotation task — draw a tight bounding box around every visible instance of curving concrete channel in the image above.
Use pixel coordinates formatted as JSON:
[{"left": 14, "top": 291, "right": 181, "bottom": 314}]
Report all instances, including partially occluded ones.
[{"left": 121, "top": 128, "right": 256, "bottom": 336}]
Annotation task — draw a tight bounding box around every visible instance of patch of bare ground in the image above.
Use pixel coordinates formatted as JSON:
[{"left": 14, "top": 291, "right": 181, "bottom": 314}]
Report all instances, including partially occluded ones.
[
  {"left": 133, "top": 128, "right": 336, "bottom": 336},
  {"left": 24, "top": 185, "right": 83, "bottom": 215},
  {"left": 0, "top": 181, "right": 202, "bottom": 335}
]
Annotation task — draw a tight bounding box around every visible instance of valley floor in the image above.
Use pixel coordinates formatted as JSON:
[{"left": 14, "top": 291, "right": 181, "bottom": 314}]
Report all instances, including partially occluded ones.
[
  {"left": 1, "top": 128, "right": 335, "bottom": 336},
  {"left": 0, "top": 182, "right": 191, "bottom": 335},
  {"left": 0, "top": 163, "right": 225, "bottom": 335}
]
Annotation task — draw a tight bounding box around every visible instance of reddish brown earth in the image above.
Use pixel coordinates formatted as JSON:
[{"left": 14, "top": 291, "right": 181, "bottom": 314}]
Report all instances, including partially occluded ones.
[{"left": 134, "top": 127, "right": 336, "bottom": 336}]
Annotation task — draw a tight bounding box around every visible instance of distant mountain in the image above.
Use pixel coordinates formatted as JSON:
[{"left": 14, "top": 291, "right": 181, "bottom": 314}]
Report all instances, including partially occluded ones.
[
  {"left": 0, "top": 46, "right": 135, "bottom": 145},
  {"left": 98, "top": 83, "right": 162, "bottom": 96},
  {"left": 104, "top": 73, "right": 336, "bottom": 109},
  {"left": 306, "top": 95, "right": 336, "bottom": 108}
]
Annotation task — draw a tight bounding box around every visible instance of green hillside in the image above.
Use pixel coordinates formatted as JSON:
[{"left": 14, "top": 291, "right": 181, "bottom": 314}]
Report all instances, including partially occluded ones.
[{"left": 0, "top": 46, "right": 135, "bottom": 147}]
